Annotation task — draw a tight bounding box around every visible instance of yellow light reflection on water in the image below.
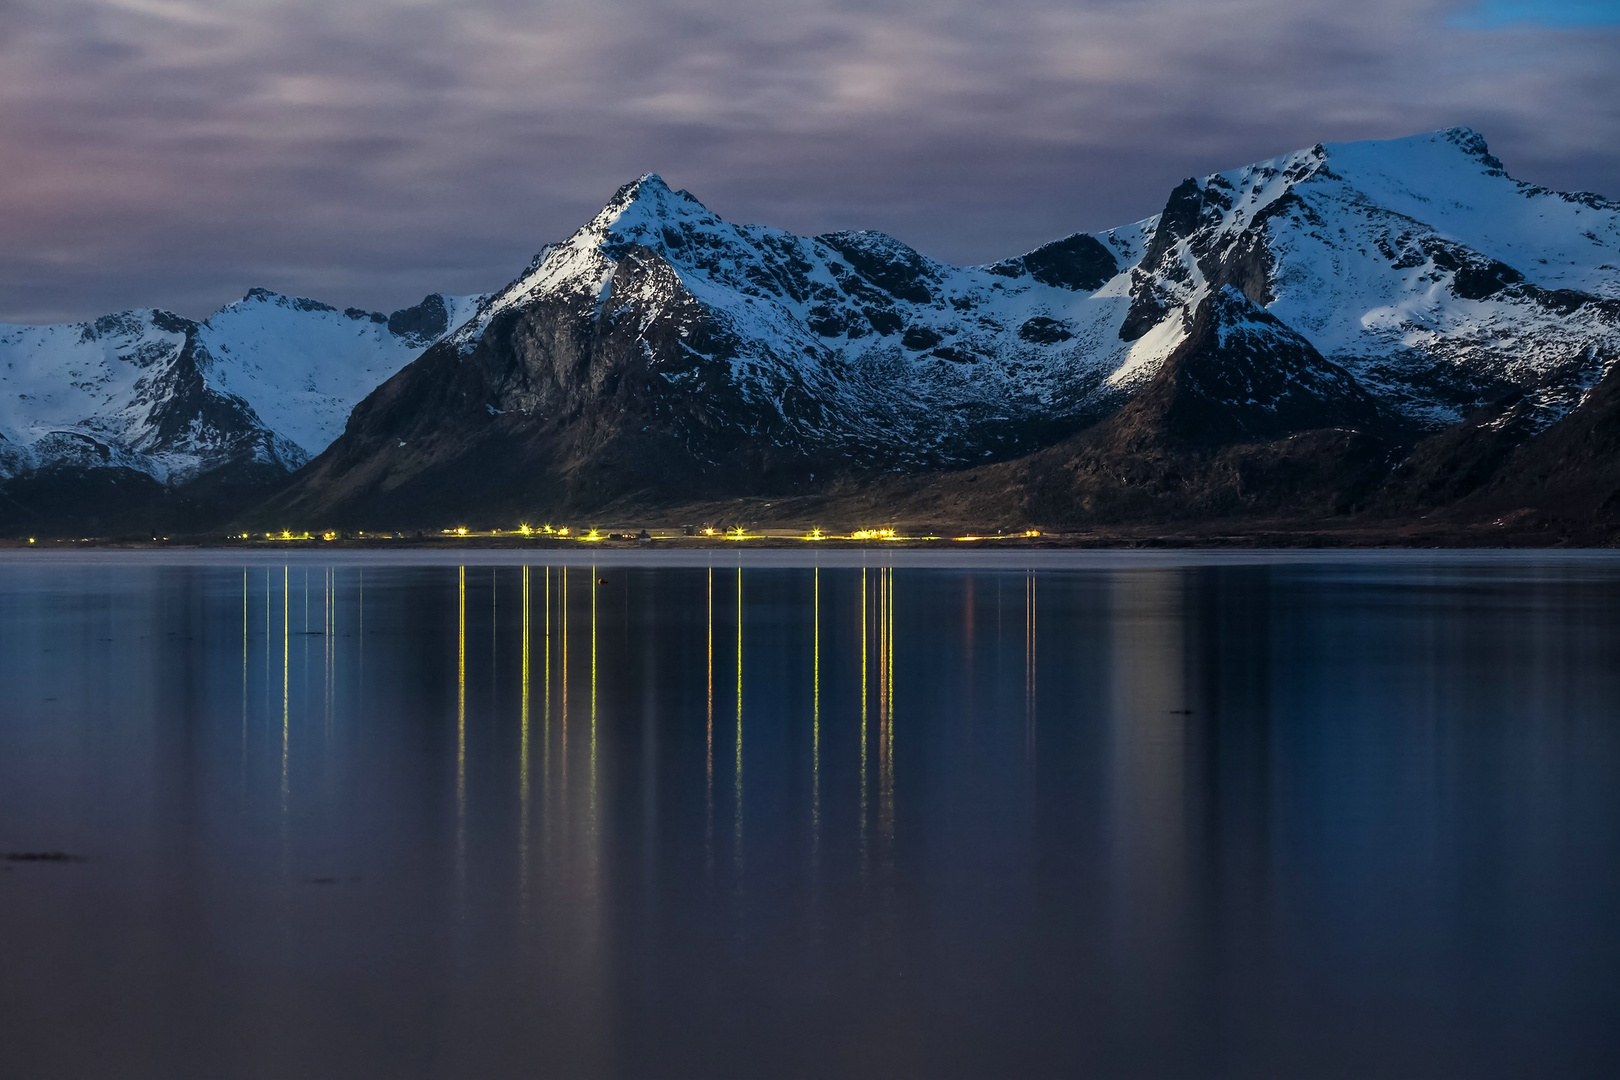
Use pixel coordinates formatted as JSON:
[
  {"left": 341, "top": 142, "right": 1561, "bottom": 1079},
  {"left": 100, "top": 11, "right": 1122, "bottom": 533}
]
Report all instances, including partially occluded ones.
[
  {"left": 705, "top": 567, "right": 714, "bottom": 874},
  {"left": 1025, "top": 571, "right": 1037, "bottom": 759},
  {"left": 520, "top": 565, "right": 531, "bottom": 908},
  {"left": 544, "top": 567, "right": 551, "bottom": 779},
  {"left": 457, "top": 565, "right": 466, "bottom": 897},
  {"left": 812, "top": 566, "right": 821, "bottom": 859},
  {"left": 560, "top": 567, "right": 568, "bottom": 788},
  {"left": 735, "top": 566, "right": 744, "bottom": 869},
  {"left": 241, "top": 569, "right": 247, "bottom": 772},
  {"left": 591, "top": 567, "right": 598, "bottom": 781},
  {"left": 859, "top": 566, "right": 868, "bottom": 872},
  {"left": 281, "top": 565, "right": 290, "bottom": 868}
]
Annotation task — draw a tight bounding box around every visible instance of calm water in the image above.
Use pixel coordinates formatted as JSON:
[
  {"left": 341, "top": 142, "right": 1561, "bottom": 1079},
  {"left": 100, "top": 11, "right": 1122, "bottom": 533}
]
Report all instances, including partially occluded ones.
[{"left": 2, "top": 551, "right": 1619, "bottom": 1078}]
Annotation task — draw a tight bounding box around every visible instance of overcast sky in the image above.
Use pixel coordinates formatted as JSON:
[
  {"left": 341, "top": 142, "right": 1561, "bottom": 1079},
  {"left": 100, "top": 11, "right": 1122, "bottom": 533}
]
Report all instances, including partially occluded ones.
[{"left": 2, "top": 0, "right": 1616, "bottom": 323}]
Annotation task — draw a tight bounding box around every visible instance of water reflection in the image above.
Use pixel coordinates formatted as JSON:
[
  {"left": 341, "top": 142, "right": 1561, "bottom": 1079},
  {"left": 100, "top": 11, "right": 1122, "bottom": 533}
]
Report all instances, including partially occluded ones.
[
  {"left": 2, "top": 555, "right": 1619, "bottom": 1078},
  {"left": 734, "top": 565, "right": 744, "bottom": 878}
]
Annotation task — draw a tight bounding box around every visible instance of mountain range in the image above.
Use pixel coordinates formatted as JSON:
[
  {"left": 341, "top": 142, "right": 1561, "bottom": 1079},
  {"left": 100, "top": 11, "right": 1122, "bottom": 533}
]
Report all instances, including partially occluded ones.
[{"left": 5, "top": 127, "right": 1619, "bottom": 542}]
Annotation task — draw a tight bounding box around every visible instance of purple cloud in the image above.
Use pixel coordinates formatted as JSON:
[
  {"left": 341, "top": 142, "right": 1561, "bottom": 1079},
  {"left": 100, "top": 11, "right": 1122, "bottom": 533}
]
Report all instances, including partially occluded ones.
[{"left": 1, "top": 0, "right": 1615, "bottom": 322}]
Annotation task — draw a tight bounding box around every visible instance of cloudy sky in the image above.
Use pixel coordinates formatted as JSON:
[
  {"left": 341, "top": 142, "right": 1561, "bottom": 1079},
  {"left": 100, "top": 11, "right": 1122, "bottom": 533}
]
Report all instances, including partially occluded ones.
[{"left": 2, "top": 0, "right": 1616, "bottom": 322}]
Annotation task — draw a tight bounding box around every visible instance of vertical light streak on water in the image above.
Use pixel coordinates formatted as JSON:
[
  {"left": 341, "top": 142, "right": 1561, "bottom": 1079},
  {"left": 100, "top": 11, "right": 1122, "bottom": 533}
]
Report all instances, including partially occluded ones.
[
  {"left": 590, "top": 568, "right": 603, "bottom": 897},
  {"left": 325, "top": 567, "right": 334, "bottom": 739},
  {"left": 591, "top": 568, "right": 598, "bottom": 785},
  {"left": 357, "top": 568, "right": 363, "bottom": 696},
  {"left": 457, "top": 565, "right": 466, "bottom": 906},
  {"left": 561, "top": 568, "right": 569, "bottom": 796},
  {"left": 880, "top": 569, "right": 894, "bottom": 857},
  {"left": 304, "top": 571, "right": 312, "bottom": 750},
  {"left": 888, "top": 569, "right": 895, "bottom": 750},
  {"left": 812, "top": 567, "right": 821, "bottom": 864},
  {"left": 734, "top": 566, "right": 744, "bottom": 876},
  {"left": 333, "top": 567, "right": 339, "bottom": 718},
  {"left": 542, "top": 566, "right": 554, "bottom": 899},
  {"left": 878, "top": 569, "right": 888, "bottom": 780},
  {"left": 544, "top": 567, "right": 551, "bottom": 787},
  {"left": 241, "top": 569, "right": 248, "bottom": 781},
  {"left": 520, "top": 565, "right": 531, "bottom": 915},
  {"left": 492, "top": 568, "right": 498, "bottom": 699},
  {"left": 860, "top": 566, "right": 868, "bottom": 879},
  {"left": 281, "top": 565, "right": 290, "bottom": 876},
  {"left": 264, "top": 568, "right": 271, "bottom": 715},
  {"left": 706, "top": 567, "right": 714, "bottom": 878},
  {"left": 589, "top": 569, "right": 599, "bottom": 882},
  {"left": 1026, "top": 571, "right": 1037, "bottom": 764}
]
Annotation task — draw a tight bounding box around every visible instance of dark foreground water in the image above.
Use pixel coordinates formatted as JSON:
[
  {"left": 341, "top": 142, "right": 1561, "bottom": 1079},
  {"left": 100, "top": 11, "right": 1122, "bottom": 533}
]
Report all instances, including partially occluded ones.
[{"left": 2, "top": 551, "right": 1619, "bottom": 1079}]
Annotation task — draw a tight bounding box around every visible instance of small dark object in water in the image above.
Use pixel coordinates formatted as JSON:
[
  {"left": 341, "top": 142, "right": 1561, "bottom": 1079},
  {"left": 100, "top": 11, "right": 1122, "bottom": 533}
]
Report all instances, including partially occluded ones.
[
  {"left": 4, "top": 851, "right": 87, "bottom": 863},
  {"left": 1168, "top": 709, "right": 1194, "bottom": 715},
  {"left": 597, "top": 577, "right": 608, "bottom": 584}
]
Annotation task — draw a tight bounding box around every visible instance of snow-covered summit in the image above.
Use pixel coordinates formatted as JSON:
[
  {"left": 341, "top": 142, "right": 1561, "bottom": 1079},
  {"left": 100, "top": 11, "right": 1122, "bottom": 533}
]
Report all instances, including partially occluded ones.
[
  {"left": 1115, "top": 126, "right": 1620, "bottom": 425},
  {"left": 437, "top": 127, "right": 1617, "bottom": 473},
  {"left": 447, "top": 169, "right": 1152, "bottom": 466},
  {"left": 0, "top": 289, "right": 484, "bottom": 484}
]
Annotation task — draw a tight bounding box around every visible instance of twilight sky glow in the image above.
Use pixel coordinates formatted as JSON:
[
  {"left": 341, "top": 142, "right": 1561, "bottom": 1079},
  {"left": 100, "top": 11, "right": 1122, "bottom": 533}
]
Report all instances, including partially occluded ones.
[{"left": 2, "top": 0, "right": 1616, "bottom": 323}]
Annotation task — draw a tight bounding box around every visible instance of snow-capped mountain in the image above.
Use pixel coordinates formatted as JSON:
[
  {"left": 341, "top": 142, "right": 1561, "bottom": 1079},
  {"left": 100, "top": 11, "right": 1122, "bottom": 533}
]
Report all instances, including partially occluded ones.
[
  {"left": 0, "top": 289, "right": 483, "bottom": 486},
  {"left": 5, "top": 125, "right": 1616, "bottom": 535},
  {"left": 259, "top": 127, "right": 1619, "bottom": 530},
  {"left": 1114, "top": 126, "right": 1620, "bottom": 427},
  {"left": 439, "top": 171, "right": 1150, "bottom": 466}
]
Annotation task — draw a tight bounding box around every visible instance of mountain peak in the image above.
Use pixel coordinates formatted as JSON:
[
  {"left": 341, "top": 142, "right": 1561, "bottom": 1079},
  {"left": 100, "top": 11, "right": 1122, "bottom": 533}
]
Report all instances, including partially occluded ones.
[
  {"left": 1438, "top": 125, "right": 1492, "bottom": 155},
  {"left": 233, "top": 288, "right": 338, "bottom": 315},
  {"left": 599, "top": 173, "right": 707, "bottom": 223}
]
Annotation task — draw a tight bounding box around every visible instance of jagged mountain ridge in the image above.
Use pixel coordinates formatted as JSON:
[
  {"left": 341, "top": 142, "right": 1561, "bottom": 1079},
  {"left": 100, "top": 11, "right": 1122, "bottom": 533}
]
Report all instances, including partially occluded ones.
[
  {"left": 3, "top": 125, "right": 1616, "bottom": 536},
  {"left": 1116, "top": 127, "right": 1620, "bottom": 429},
  {"left": 0, "top": 289, "right": 483, "bottom": 486},
  {"left": 0, "top": 289, "right": 484, "bottom": 534},
  {"left": 259, "top": 126, "right": 1620, "bottom": 530},
  {"left": 437, "top": 172, "right": 1154, "bottom": 465}
]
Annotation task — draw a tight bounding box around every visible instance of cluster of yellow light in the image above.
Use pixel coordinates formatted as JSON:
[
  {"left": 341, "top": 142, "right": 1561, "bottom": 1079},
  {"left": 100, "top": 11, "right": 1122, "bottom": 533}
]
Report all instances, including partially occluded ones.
[
  {"left": 231, "top": 520, "right": 1032, "bottom": 545},
  {"left": 953, "top": 528, "right": 1042, "bottom": 541}
]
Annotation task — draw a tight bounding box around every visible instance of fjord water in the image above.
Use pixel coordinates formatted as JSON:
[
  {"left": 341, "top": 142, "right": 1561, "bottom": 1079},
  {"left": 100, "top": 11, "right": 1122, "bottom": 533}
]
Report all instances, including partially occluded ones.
[{"left": 2, "top": 553, "right": 1618, "bottom": 1079}]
